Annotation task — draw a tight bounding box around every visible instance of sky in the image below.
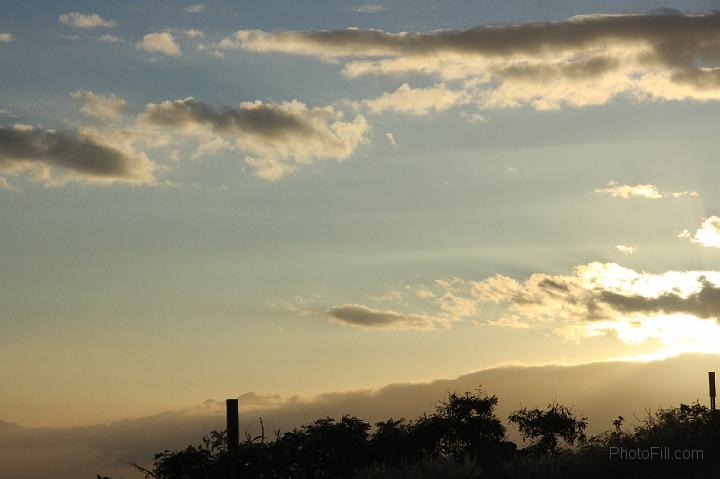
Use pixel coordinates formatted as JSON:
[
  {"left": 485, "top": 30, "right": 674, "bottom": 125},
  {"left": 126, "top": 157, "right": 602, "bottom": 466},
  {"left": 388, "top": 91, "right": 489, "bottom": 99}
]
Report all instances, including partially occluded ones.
[{"left": 4, "top": 0, "right": 720, "bottom": 433}]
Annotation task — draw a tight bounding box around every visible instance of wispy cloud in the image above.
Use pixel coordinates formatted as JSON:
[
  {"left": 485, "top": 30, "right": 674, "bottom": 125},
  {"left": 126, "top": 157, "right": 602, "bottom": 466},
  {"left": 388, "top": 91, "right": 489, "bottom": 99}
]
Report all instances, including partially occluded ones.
[
  {"left": 594, "top": 181, "right": 698, "bottom": 199},
  {"left": 615, "top": 244, "right": 636, "bottom": 255},
  {"left": 184, "top": 3, "right": 206, "bottom": 13},
  {"left": 59, "top": 12, "right": 116, "bottom": 29},
  {"left": 70, "top": 90, "right": 126, "bottom": 120},
  {"left": 98, "top": 34, "right": 123, "bottom": 43},
  {"left": 352, "top": 3, "right": 385, "bottom": 13},
  {"left": 384, "top": 132, "right": 396, "bottom": 145}
]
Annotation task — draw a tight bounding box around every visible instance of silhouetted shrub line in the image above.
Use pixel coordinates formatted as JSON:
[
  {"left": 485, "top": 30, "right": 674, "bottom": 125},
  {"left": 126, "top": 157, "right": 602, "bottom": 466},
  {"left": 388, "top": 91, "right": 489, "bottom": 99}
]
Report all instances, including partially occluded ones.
[{"left": 98, "top": 388, "right": 720, "bottom": 479}]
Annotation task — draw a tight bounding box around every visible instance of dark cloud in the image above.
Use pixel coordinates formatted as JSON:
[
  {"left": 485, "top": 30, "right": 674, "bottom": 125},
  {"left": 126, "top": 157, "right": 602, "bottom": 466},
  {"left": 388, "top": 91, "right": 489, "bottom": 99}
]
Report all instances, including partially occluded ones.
[
  {"left": 326, "top": 304, "right": 438, "bottom": 330},
  {"left": 0, "top": 127, "right": 156, "bottom": 184},
  {"left": 139, "top": 98, "right": 368, "bottom": 180},
  {"left": 600, "top": 278, "right": 720, "bottom": 320}
]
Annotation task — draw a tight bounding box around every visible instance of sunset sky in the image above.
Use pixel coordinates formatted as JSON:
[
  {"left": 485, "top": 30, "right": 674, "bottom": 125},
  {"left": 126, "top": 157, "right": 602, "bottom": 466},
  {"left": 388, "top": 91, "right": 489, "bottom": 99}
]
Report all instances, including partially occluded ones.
[{"left": 4, "top": 0, "right": 720, "bottom": 432}]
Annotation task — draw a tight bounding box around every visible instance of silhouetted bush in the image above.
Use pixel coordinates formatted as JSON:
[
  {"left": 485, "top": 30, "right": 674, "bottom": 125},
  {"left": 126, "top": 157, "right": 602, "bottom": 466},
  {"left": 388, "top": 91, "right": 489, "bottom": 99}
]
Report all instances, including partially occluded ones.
[{"left": 99, "top": 391, "right": 720, "bottom": 479}]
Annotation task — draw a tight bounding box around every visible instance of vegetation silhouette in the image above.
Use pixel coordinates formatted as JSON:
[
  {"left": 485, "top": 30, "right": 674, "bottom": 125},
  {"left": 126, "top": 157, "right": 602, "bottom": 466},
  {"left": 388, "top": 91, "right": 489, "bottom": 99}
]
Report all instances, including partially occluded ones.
[{"left": 98, "top": 387, "right": 720, "bottom": 479}]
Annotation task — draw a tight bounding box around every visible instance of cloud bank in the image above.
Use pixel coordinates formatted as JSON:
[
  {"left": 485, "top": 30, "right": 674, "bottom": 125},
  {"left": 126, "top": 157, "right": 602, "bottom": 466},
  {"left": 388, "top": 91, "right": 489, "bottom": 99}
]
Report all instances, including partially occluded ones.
[
  {"left": 218, "top": 13, "right": 720, "bottom": 111},
  {"left": 0, "top": 354, "right": 716, "bottom": 479}
]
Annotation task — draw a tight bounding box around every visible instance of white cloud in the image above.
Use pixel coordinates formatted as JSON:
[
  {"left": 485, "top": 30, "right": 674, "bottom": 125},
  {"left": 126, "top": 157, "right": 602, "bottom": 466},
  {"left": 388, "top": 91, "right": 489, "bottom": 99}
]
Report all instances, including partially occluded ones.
[
  {"left": 184, "top": 29, "right": 204, "bottom": 39},
  {"left": 594, "top": 181, "right": 697, "bottom": 199},
  {"left": 70, "top": 90, "right": 126, "bottom": 120},
  {"left": 594, "top": 181, "right": 663, "bottom": 199},
  {"left": 59, "top": 12, "right": 116, "bottom": 29},
  {"left": 615, "top": 244, "right": 636, "bottom": 255},
  {"left": 683, "top": 216, "right": 720, "bottom": 248},
  {"left": 138, "top": 97, "right": 369, "bottom": 181},
  {"left": 352, "top": 3, "right": 385, "bottom": 13},
  {"left": 362, "top": 83, "right": 469, "bottom": 115},
  {"left": 184, "top": 3, "right": 206, "bottom": 13},
  {"left": 98, "top": 34, "right": 122, "bottom": 43},
  {"left": 137, "top": 32, "right": 181, "bottom": 57},
  {"left": 384, "top": 132, "right": 396, "bottom": 145},
  {"left": 0, "top": 33, "right": 13, "bottom": 43}
]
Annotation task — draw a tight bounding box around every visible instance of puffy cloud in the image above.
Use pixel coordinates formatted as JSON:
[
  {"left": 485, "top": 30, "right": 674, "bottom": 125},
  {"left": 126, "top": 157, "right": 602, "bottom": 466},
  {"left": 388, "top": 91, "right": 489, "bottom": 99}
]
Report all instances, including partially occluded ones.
[
  {"left": 0, "top": 125, "right": 157, "bottom": 186},
  {"left": 184, "top": 3, "right": 206, "bottom": 13},
  {"left": 682, "top": 216, "right": 720, "bottom": 247},
  {"left": 139, "top": 97, "right": 368, "bottom": 180},
  {"left": 98, "top": 34, "right": 122, "bottom": 43},
  {"left": 70, "top": 90, "right": 126, "bottom": 120},
  {"left": 352, "top": 4, "right": 385, "bottom": 13},
  {"left": 325, "top": 304, "right": 441, "bottom": 330},
  {"left": 594, "top": 181, "right": 698, "bottom": 199},
  {"left": 59, "top": 12, "right": 116, "bottom": 29},
  {"left": 218, "top": 13, "right": 720, "bottom": 110},
  {"left": 362, "top": 83, "right": 469, "bottom": 115},
  {"left": 615, "top": 244, "right": 636, "bottom": 255},
  {"left": 0, "top": 33, "right": 13, "bottom": 42},
  {"left": 137, "top": 32, "right": 181, "bottom": 57}
]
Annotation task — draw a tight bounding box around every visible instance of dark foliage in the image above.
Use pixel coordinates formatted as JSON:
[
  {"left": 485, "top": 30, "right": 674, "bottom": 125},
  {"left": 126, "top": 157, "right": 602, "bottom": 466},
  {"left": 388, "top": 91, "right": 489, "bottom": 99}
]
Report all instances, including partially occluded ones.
[{"left": 98, "top": 391, "right": 720, "bottom": 479}]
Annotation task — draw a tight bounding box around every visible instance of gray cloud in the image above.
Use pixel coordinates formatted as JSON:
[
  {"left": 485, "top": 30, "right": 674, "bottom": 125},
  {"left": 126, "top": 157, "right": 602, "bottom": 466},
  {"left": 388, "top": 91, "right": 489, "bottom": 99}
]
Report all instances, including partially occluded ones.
[
  {"left": 0, "top": 126, "right": 157, "bottom": 185},
  {"left": 139, "top": 98, "right": 368, "bottom": 180},
  {"left": 600, "top": 278, "right": 720, "bottom": 320},
  {"left": 326, "top": 304, "right": 439, "bottom": 330}
]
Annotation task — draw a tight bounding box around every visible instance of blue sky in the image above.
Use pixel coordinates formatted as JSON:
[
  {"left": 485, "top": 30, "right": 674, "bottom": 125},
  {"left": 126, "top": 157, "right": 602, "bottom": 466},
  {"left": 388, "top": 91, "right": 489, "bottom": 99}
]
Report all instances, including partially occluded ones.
[{"left": 4, "top": 1, "right": 720, "bottom": 427}]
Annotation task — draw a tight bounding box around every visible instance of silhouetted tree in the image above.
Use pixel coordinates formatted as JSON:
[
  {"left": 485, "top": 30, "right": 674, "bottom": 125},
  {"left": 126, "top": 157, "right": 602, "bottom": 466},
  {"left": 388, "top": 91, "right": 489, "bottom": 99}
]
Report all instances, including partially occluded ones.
[{"left": 508, "top": 402, "right": 587, "bottom": 454}]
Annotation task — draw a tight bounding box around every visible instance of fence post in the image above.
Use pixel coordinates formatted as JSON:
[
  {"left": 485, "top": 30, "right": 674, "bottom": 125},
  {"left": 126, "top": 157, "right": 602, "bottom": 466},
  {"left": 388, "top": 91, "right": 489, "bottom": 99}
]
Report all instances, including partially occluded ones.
[
  {"left": 709, "top": 372, "right": 716, "bottom": 412},
  {"left": 227, "top": 399, "right": 239, "bottom": 451}
]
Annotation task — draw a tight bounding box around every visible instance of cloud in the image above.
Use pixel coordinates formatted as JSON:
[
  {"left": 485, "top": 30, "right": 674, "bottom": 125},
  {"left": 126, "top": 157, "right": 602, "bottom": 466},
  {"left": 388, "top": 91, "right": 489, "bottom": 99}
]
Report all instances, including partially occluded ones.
[
  {"left": 137, "top": 32, "right": 181, "bottom": 57},
  {"left": 184, "top": 29, "right": 204, "bottom": 39},
  {"left": 0, "top": 33, "right": 13, "bottom": 42},
  {"left": 59, "top": 12, "right": 116, "bottom": 29},
  {"left": 362, "top": 83, "right": 469, "bottom": 115},
  {"left": 98, "top": 34, "right": 122, "bottom": 43},
  {"left": 353, "top": 4, "right": 385, "bottom": 13},
  {"left": 682, "top": 216, "right": 720, "bottom": 247},
  {"left": 384, "top": 132, "right": 396, "bottom": 145},
  {"left": 325, "top": 304, "right": 441, "bottom": 330},
  {"left": 70, "top": 90, "right": 126, "bottom": 120},
  {"left": 0, "top": 176, "right": 17, "bottom": 191},
  {"left": 217, "top": 13, "right": 720, "bottom": 111},
  {"left": 138, "top": 97, "right": 368, "bottom": 180},
  {"left": 184, "top": 3, "right": 206, "bottom": 13},
  {"left": 0, "top": 125, "right": 157, "bottom": 186},
  {"left": 594, "top": 181, "right": 698, "bottom": 199},
  {"left": 615, "top": 244, "right": 636, "bottom": 255},
  {"left": 0, "top": 354, "right": 717, "bottom": 479}
]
